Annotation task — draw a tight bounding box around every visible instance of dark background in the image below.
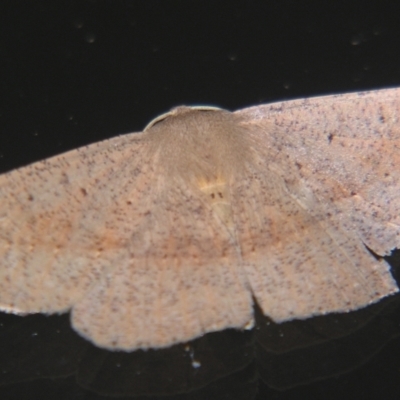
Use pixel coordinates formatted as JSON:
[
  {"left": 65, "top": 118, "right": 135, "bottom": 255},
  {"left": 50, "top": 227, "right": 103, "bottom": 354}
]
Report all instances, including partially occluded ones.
[{"left": 0, "top": 1, "right": 400, "bottom": 399}]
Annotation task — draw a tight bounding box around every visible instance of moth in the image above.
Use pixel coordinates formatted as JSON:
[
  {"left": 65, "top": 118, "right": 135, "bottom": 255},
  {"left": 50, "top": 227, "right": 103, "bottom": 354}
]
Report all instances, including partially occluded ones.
[{"left": 0, "top": 87, "right": 399, "bottom": 351}]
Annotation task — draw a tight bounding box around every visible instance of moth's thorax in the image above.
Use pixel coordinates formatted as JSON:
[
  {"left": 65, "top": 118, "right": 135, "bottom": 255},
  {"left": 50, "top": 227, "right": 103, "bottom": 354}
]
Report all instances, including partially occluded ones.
[
  {"left": 145, "top": 106, "right": 252, "bottom": 186},
  {"left": 145, "top": 107, "right": 252, "bottom": 237}
]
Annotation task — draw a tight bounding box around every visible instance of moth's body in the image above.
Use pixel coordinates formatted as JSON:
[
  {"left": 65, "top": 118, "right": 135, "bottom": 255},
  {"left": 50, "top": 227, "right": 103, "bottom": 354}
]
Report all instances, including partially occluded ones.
[
  {"left": 0, "top": 88, "right": 399, "bottom": 350},
  {"left": 147, "top": 107, "right": 253, "bottom": 246}
]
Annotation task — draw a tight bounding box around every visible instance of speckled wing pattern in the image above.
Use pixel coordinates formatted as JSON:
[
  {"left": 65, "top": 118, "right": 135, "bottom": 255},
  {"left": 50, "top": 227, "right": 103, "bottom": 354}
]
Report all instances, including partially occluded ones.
[
  {"left": 0, "top": 133, "right": 149, "bottom": 314},
  {"left": 71, "top": 169, "right": 252, "bottom": 350},
  {"left": 0, "top": 87, "right": 399, "bottom": 351},
  {"left": 234, "top": 88, "right": 400, "bottom": 322},
  {"left": 0, "top": 119, "right": 253, "bottom": 350}
]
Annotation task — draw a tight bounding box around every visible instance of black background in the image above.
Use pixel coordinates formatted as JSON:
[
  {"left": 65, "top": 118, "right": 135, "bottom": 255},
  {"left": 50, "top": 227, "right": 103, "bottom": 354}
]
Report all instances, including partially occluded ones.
[{"left": 1, "top": 1, "right": 400, "bottom": 399}]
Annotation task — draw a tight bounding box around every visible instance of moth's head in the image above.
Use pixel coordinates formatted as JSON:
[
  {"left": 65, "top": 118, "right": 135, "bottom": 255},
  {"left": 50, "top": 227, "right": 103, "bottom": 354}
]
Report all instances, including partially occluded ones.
[{"left": 144, "top": 106, "right": 223, "bottom": 131}]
